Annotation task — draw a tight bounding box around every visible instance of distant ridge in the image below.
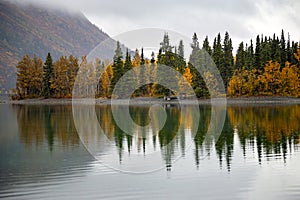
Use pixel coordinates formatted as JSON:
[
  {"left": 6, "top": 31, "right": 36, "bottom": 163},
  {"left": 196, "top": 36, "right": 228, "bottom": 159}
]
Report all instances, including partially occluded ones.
[{"left": 0, "top": 1, "right": 113, "bottom": 92}]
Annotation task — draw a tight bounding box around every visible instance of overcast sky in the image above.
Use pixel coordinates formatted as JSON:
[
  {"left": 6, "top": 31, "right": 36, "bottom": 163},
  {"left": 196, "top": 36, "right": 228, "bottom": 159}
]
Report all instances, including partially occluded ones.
[{"left": 15, "top": 0, "right": 300, "bottom": 53}]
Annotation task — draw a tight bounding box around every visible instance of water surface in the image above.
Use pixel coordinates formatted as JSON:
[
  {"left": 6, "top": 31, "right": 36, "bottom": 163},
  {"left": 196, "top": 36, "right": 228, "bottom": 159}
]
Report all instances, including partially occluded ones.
[{"left": 1, "top": 103, "right": 300, "bottom": 199}]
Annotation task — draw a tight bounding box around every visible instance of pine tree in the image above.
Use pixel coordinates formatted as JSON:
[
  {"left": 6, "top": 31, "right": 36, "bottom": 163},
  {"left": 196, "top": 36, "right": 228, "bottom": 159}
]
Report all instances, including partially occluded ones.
[
  {"left": 110, "top": 41, "right": 124, "bottom": 95},
  {"left": 150, "top": 51, "right": 155, "bottom": 64},
  {"left": 178, "top": 40, "right": 184, "bottom": 58},
  {"left": 124, "top": 48, "right": 133, "bottom": 72},
  {"left": 160, "top": 33, "right": 173, "bottom": 53},
  {"left": 202, "top": 36, "right": 212, "bottom": 55},
  {"left": 291, "top": 41, "right": 299, "bottom": 65},
  {"left": 236, "top": 42, "right": 245, "bottom": 70},
  {"left": 191, "top": 33, "right": 199, "bottom": 49},
  {"left": 120, "top": 48, "right": 135, "bottom": 98},
  {"left": 42, "top": 53, "right": 54, "bottom": 98},
  {"left": 271, "top": 35, "right": 281, "bottom": 66},
  {"left": 244, "top": 40, "right": 254, "bottom": 69},
  {"left": 222, "top": 32, "right": 234, "bottom": 88},
  {"left": 255, "top": 35, "right": 262, "bottom": 70},
  {"left": 280, "top": 29, "right": 287, "bottom": 67},
  {"left": 212, "top": 33, "right": 223, "bottom": 69},
  {"left": 139, "top": 48, "right": 147, "bottom": 95},
  {"left": 286, "top": 33, "right": 292, "bottom": 63},
  {"left": 213, "top": 33, "right": 226, "bottom": 89},
  {"left": 261, "top": 36, "right": 271, "bottom": 67},
  {"left": 189, "top": 33, "right": 208, "bottom": 97}
]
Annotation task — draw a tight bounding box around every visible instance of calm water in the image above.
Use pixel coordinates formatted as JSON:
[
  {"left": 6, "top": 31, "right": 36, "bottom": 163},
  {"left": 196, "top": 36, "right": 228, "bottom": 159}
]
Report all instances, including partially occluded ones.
[{"left": 1, "top": 103, "right": 300, "bottom": 199}]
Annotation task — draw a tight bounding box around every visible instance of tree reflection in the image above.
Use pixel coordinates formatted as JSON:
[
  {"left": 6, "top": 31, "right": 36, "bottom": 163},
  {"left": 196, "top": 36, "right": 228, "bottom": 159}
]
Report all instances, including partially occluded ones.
[
  {"left": 14, "top": 104, "right": 300, "bottom": 171},
  {"left": 14, "top": 105, "right": 80, "bottom": 149},
  {"left": 228, "top": 105, "right": 300, "bottom": 164}
]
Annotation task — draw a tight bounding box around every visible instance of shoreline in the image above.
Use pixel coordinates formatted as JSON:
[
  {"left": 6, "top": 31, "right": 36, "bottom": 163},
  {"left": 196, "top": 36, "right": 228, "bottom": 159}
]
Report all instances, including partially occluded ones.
[{"left": 1, "top": 96, "right": 300, "bottom": 105}]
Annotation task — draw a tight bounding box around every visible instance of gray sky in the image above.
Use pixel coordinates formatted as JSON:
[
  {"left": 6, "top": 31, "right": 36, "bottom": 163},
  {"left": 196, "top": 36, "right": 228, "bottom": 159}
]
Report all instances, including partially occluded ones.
[{"left": 16, "top": 0, "right": 300, "bottom": 53}]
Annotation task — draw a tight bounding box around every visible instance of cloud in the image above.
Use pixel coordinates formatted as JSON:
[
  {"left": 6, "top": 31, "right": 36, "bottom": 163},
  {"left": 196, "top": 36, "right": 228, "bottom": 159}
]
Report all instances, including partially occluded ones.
[{"left": 11, "top": 0, "right": 300, "bottom": 51}]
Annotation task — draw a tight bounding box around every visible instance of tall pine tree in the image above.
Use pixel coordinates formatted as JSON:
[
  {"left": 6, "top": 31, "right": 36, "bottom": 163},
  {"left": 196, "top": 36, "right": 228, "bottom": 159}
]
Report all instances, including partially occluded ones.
[
  {"left": 110, "top": 41, "right": 124, "bottom": 95},
  {"left": 42, "top": 53, "right": 54, "bottom": 98}
]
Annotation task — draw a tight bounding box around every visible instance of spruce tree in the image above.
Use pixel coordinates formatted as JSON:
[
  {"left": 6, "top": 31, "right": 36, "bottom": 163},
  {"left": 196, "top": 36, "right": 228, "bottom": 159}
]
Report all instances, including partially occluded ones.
[
  {"left": 244, "top": 40, "right": 254, "bottom": 69},
  {"left": 280, "top": 29, "right": 287, "bottom": 67},
  {"left": 255, "top": 35, "right": 262, "bottom": 70},
  {"left": 286, "top": 33, "right": 292, "bottom": 63},
  {"left": 139, "top": 48, "right": 146, "bottom": 95},
  {"left": 178, "top": 40, "right": 184, "bottom": 58},
  {"left": 261, "top": 36, "right": 271, "bottom": 67},
  {"left": 42, "top": 52, "right": 54, "bottom": 98},
  {"left": 222, "top": 32, "right": 234, "bottom": 88},
  {"left": 121, "top": 48, "right": 135, "bottom": 98},
  {"left": 110, "top": 41, "right": 124, "bottom": 95},
  {"left": 236, "top": 42, "right": 245, "bottom": 70},
  {"left": 160, "top": 33, "right": 173, "bottom": 53},
  {"left": 202, "top": 36, "right": 212, "bottom": 55},
  {"left": 212, "top": 33, "right": 226, "bottom": 88},
  {"left": 189, "top": 33, "right": 208, "bottom": 97}
]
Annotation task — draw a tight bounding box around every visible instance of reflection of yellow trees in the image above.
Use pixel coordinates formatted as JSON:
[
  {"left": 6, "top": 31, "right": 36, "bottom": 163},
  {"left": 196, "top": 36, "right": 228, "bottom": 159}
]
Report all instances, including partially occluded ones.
[
  {"left": 228, "top": 105, "right": 300, "bottom": 157},
  {"left": 15, "top": 105, "right": 80, "bottom": 149}
]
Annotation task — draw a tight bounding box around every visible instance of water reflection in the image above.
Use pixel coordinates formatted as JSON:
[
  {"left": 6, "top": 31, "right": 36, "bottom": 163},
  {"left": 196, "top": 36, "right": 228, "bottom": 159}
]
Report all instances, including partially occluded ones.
[
  {"left": 228, "top": 105, "right": 300, "bottom": 163},
  {"left": 0, "top": 105, "right": 93, "bottom": 196},
  {"left": 14, "top": 105, "right": 80, "bottom": 149},
  {"left": 11, "top": 104, "right": 300, "bottom": 172}
]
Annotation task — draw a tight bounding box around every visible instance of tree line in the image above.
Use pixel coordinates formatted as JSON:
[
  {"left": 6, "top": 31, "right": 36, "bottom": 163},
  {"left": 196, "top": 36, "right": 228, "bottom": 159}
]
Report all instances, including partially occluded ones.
[{"left": 14, "top": 30, "right": 300, "bottom": 99}]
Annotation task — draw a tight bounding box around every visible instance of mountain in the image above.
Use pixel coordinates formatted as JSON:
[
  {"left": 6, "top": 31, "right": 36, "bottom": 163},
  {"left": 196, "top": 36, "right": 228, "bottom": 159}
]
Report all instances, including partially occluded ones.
[{"left": 0, "top": 1, "right": 113, "bottom": 92}]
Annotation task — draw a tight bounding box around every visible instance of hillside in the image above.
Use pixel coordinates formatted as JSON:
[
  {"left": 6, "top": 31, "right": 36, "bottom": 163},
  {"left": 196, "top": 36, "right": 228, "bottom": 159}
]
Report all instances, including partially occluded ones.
[{"left": 0, "top": 1, "right": 112, "bottom": 92}]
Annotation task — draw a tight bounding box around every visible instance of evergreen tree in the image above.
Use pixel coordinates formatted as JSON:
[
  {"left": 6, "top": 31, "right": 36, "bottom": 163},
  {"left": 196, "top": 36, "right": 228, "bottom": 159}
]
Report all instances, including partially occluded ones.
[
  {"left": 236, "top": 42, "right": 245, "bottom": 70},
  {"left": 189, "top": 33, "right": 208, "bottom": 97},
  {"left": 191, "top": 33, "right": 199, "bottom": 49},
  {"left": 255, "top": 35, "right": 262, "bottom": 70},
  {"left": 286, "top": 33, "right": 292, "bottom": 63},
  {"left": 42, "top": 53, "right": 54, "bottom": 98},
  {"left": 222, "top": 32, "right": 234, "bottom": 88},
  {"left": 121, "top": 48, "right": 135, "bottom": 97},
  {"left": 280, "top": 29, "right": 287, "bottom": 67},
  {"left": 212, "top": 33, "right": 223, "bottom": 69},
  {"left": 244, "top": 40, "right": 254, "bottom": 69},
  {"left": 261, "top": 36, "right": 271, "bottom": 67},
  {"left": 150, "top": 51, "right": 155, "bottom": 64},
  {"left": 160, "top": 33, "right": 173, "bottom": 53},
  {"left": 110, "top": 41, "right": 124, "bottom": 95},
  {"left": 178, "top": 40, "right": 184, "bottom": 58},
  {"left": 202, "top": 36, "right": 212, "bottom": 55},
  {"left": 139, "top": 48, "right": 147, "bottom": 95},
  {"left": 124, "top": 48, "right": 133, "bottom": 72},
  {"left": 291, "top": 41, "right": 299, "bottom": 65},
  {"left": 213, "top": 33, "right": 226, "bottom": 88}
]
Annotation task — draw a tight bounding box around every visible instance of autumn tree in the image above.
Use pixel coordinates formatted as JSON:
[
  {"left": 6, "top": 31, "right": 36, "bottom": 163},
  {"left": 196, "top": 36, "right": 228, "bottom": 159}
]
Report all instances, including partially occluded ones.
[
  {"left": 16, "top": 55, "right": 32, "bottom": 98},
  {"left": 51, "top": 56, "right": 69, "bottom": 97}
]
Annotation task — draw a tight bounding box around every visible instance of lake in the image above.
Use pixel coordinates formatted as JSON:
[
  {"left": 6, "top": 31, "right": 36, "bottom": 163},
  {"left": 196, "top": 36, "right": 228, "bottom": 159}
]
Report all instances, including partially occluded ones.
[{"left": 1, "top": 103, "right": 300, "bottom": 199}]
